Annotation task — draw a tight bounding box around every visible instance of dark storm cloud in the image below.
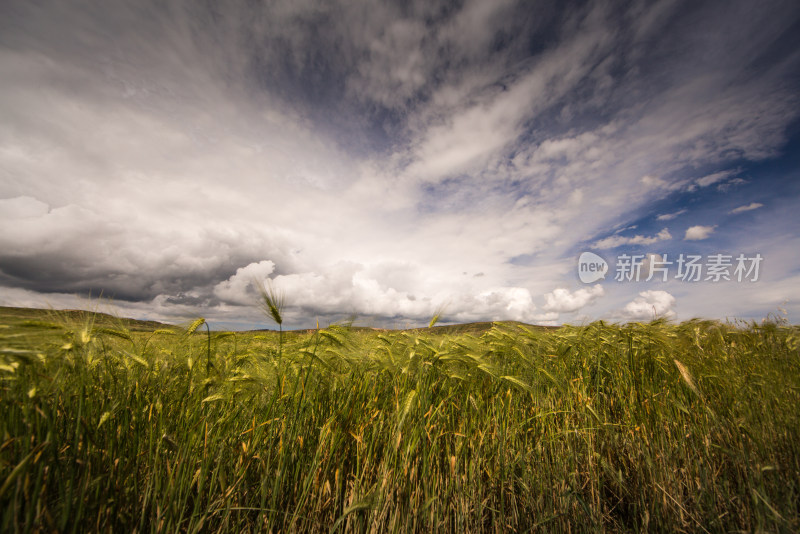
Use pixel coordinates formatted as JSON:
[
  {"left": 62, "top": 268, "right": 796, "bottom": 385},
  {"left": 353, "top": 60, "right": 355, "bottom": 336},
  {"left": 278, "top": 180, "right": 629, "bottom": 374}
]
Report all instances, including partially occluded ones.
[{"left": 0, "top": 213, "right": 287, "bottom": 301}]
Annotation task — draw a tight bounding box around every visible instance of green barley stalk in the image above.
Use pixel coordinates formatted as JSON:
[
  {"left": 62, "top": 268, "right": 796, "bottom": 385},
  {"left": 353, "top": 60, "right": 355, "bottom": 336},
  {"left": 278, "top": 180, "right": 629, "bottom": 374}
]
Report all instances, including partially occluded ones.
[
  {"left": 254, "top": 278, "right": 285, "bottom": 357},
  {"left": 1, "top": 307, "right": 799, "bottom": 532}
]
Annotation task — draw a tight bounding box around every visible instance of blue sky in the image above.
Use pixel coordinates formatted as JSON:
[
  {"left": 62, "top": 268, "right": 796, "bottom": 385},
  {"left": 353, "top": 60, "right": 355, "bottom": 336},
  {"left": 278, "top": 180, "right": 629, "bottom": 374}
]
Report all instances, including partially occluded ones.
[{"left": 1, "top": 0, "right": 799, "bottom": 329}]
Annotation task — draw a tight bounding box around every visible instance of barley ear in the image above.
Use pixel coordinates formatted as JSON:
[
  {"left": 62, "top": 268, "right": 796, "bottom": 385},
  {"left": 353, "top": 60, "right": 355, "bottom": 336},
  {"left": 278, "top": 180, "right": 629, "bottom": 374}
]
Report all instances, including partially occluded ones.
[
  {"left": 674, "top": 359, "right": 701, "bottom": 397},
  {"left": 253, "top": 278, "right": 284, "bottom": 327}
]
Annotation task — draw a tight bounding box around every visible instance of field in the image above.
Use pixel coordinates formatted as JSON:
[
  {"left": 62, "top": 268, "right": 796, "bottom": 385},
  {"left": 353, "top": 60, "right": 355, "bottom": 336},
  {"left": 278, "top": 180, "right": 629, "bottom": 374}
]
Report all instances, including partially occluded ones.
[{"left": 1, "top": 306, "right": 799, "bottom": 533}]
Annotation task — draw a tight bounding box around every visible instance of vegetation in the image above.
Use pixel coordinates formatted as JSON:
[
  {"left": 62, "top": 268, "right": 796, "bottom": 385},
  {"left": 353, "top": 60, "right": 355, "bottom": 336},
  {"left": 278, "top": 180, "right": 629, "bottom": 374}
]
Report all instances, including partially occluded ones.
[
  {"left": 1, "top": 306, "right": 799, "bottom": 532},
  {"left": 254, "top": 280, "right": 285, "bottom": 358}
]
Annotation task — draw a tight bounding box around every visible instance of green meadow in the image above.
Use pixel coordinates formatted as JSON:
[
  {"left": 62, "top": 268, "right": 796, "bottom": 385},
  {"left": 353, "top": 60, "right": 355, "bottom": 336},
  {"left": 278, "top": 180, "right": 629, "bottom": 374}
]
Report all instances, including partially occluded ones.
[{"left": 1, "top": 305, "right": 799, "bottom": 532}]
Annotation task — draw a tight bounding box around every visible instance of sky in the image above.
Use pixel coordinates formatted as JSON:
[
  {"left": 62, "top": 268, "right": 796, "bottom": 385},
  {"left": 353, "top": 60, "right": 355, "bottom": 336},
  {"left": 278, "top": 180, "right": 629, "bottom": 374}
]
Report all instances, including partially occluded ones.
[{"left": 1, "top": 0, "right": 799, "bottom": 330}]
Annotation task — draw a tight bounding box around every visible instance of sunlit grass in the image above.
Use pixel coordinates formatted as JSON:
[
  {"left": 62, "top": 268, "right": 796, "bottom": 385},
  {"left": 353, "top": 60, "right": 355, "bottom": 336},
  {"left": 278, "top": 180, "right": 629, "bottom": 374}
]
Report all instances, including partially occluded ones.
[{"left": 1, "top": 308, "right": 799, "bottom": 532}]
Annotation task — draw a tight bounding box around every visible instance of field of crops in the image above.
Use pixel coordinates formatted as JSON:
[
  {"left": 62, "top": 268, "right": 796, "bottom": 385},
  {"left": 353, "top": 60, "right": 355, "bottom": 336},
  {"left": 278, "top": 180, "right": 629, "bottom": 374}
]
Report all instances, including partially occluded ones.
[{"left": 1, "top": 306, "right": 799, "bottom": 532}]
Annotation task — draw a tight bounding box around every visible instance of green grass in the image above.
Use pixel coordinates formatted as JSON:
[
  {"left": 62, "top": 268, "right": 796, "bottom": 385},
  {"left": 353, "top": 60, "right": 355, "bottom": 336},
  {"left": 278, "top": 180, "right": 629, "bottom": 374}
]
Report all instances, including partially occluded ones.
[{"left": 1, "top": 308, "right": 799, "bottom": 532}]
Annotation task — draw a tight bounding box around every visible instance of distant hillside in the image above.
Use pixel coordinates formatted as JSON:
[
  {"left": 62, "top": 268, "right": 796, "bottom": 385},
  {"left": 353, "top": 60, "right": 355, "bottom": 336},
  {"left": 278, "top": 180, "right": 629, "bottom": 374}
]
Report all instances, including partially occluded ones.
[
  {"left": 0, "top": 306, "right": 559, "bottom": 335},
  {"left": 0, "top": 306, "right": 174, "bottom": 332},
  {"left": 279, "top": 320, "right": 559, "bottom": 336},
  {"left": 410, "top": 320, "right": 559, "bottom": 335}
]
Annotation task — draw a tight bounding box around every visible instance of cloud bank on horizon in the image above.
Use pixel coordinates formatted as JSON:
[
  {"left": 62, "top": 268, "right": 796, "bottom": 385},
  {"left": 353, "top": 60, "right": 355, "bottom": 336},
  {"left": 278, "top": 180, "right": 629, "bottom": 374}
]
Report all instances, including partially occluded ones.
[{"left": 1, "top": 0, "right": 799, "bottom": 328}]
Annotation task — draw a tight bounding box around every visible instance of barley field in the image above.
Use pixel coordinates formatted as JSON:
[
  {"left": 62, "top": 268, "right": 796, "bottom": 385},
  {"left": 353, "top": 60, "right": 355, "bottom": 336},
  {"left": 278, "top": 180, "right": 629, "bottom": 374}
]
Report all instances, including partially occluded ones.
[{"left": 1, "top": 306, "right": 799, "bottom": 532}]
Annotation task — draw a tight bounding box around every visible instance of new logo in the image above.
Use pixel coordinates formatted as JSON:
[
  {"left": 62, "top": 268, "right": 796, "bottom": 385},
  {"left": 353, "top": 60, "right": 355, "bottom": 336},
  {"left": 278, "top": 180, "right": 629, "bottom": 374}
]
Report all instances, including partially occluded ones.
[{"left": 578, "top": 252, "right": 608, "bottom": 284}]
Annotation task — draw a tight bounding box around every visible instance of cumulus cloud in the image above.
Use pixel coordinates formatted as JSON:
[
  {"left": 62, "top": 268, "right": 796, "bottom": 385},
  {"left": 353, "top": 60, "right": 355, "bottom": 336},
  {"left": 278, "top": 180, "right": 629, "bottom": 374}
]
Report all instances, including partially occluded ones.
[
  {"left": 621, "top": 290, "right": 677, "bottom": 321},
  {"left": 730, "top": 202, "right": 764, "bottom": 214},
  {"left": 543, "top": 285, "right": 605, "bottom": 313},
  {"left": 593, "top": 228, "right": 672, "bottom": 249},
  {"left": 684, "top": 225, "right": 717, "bottom": 241},
  {"left": 213, "top": 260, "right": 276, "bottom": 306},
  {"left": 268, "top": 264, "right": 551, "bottom": 325}
]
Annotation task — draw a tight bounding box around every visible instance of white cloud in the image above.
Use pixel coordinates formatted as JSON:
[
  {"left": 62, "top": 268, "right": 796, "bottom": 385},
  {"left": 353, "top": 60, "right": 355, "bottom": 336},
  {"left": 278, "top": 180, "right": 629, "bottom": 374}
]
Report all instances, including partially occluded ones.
[
  {"left": 0, "top": 196, "right": 50, "bottom": 219},
  {"left": 656, "top": 209, "right": 687, "bottom": 221},
  {"left": 640, "top": 175, "right": 667, "bottom": 189},
  {"left": 730, "top": 202, "right": 763, "bottom": 214},
  {"left": 266, "top": 264, "right": 550, "bottom": 324},
  {"left": 405, "top": 7, "right": 614, "bottom": 182},
  {"left": 593, "top": 228, "right": 672, "bottom": 249},
  {"left": 695, "top": 170, "right": 734, "bottom": 188},
  {"left": 543, "top": 285, "right": 605, "bottom": 313},
  {"left": 684, "top": 225, "right": 716, "bottom": 240},
  {"left": 213, "top": 260, "right": 276, "bottom": 306},
  {"left": 621, "top": 290, "right": 676, "bottom": 321}
]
